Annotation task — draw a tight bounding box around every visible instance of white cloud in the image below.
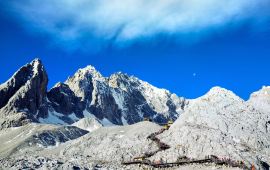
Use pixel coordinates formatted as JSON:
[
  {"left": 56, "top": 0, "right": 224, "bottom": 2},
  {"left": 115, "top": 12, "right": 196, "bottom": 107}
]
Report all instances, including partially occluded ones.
[{"left": 7, "top": 0, "right": 270, "bottom": 50}]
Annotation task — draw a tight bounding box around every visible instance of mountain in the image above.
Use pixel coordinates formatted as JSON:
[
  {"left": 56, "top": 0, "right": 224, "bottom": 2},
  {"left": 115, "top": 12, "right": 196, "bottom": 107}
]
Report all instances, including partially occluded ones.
[
  {"left": 0, "top": 59, "right": 269, "bottom": 169},
  {"left": 0, "top": 59, "right": 187, "bottom": 129}
]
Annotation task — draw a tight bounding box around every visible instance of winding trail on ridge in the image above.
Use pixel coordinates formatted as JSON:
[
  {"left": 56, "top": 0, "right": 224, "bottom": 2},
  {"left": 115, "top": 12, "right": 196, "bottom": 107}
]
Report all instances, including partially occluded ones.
[{"left": 122, "top": 125, "right": 250, "bottom": 169}]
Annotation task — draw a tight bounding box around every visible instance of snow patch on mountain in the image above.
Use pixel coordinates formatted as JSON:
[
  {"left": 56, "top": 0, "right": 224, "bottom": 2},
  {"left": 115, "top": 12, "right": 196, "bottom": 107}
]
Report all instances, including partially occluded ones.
[
  {"left": 68, "top": 113, "right": 80, "bottom": 122},
  {"left": 110, "top": 89, "right": 126, "bottom": 111},
  {"left": 39, "top": 111, "right": 67, "bottom": 125},
  {"left": 72, "top": 117, "right": 102, "bottom": 132},
  {"left": 100, "top": 118, "right": 115, "bottom": 126}
]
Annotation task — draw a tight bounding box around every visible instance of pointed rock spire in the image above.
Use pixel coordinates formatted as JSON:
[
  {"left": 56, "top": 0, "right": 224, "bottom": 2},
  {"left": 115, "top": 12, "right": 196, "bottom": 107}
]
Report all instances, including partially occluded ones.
[{"left": 0, "top": 58, "right": 48, "bottom": 128}]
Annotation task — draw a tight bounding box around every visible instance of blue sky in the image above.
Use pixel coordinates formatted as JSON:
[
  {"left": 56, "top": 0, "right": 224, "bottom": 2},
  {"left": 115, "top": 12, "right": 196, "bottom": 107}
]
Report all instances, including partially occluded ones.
[{"left": 0, "top": 0, "right": 270, "bottom": 99}]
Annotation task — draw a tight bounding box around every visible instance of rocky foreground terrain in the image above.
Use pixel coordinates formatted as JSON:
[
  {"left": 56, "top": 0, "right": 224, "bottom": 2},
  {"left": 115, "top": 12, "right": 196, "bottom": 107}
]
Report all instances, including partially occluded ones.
[{"left": 0, "top": 59, "right": 269, "bottom": 169}]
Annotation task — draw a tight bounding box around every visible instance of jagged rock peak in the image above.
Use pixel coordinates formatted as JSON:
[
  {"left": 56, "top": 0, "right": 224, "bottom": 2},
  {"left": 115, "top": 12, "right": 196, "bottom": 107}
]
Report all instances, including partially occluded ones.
[
  {"left": 0, "top": 58, "right": 48, "bottom": 128},
  {"left": 0, "top": 58, "right": 45, "bottom": 86},
  {"left": 0, "top": 58, "right": 48, "bottom": 106},
  {"left": 108, "top": 72, "right": 136, "bottom": 89},
  {"left": 109, "top": 72, "right": 129, "bottom": 82},
  {"left": 31, "top": 58, "right": 43, "bottom": 72},
  {"left": 75, "top": 65, "right": 103, "bottom": 80},
  {"left": 109, "top": 72, "right": 130, "bottom": 79},
  {"left": 65, "top": 65, "right": 104, "bottom": 94},
  {"left": 109, "top": 71, "right": 170, "bottom": 93}
]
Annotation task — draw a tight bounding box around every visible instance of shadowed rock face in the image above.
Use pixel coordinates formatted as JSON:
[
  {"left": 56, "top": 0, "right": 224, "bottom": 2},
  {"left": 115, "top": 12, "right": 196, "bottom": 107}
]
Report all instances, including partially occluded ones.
[
  {"left": 47, "top": 83, "right": 85, "bottom": 118},
  {"left": 0, "top": 59, "right": 48, "bottom": 128}
]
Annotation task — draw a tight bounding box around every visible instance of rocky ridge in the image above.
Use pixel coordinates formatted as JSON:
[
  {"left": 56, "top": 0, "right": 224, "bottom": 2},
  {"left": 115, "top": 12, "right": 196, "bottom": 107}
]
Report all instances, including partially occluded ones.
[{"left": 0, "top": 59, "right": 187, "bottom": 129}]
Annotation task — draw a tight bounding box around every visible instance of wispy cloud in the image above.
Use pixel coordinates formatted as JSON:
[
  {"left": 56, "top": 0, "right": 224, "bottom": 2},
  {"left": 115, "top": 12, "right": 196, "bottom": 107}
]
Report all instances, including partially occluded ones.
[{"left": 5, "top": 0, "right": 270, "bottom": 51}]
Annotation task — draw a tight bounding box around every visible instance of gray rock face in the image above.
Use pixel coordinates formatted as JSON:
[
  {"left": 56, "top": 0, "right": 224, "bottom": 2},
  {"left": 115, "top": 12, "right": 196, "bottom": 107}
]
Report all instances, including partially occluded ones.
[
  {"left": 248, "top": 86, "right": 270, "bottom": 134},
  {"left": 0, "top": 59, "right": 48, "bottom": 129},
  {"left": 50, "top": 66, "right": 187, "bottom": 125}
]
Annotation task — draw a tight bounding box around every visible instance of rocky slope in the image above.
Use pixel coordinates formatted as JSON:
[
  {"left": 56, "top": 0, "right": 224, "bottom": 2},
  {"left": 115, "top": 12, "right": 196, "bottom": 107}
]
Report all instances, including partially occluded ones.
[
  {"left": 0, "top": 123, "right": 88, "bottom": 159},
  {"left": 0, "top": 121, "right": 161, "bottom": 169},
  {"left": 0, "top": 121, "right": 257, "bottom": 169},
  {"left": 154, "top": 87, "right": 270, "bottom": 169}
]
